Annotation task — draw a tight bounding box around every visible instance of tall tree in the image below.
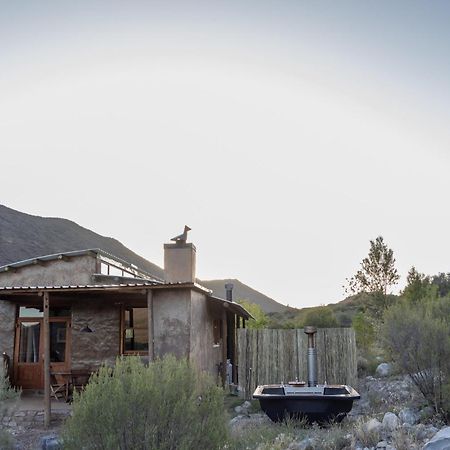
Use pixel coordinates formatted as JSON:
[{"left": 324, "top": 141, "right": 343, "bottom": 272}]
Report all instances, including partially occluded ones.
[{"left": 345, "top": 236, "right": 400, "bottom": 310}]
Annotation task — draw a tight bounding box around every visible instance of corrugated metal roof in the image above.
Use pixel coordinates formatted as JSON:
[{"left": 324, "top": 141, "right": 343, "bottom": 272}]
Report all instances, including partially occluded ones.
[
  {"left": 0, "top": 282, "right": 158, "bottom": 291},
  {"left": 0, "top": 281, "right": 214, "bottom": 292},
  {"left": 208, "top": 295, "right": 253, "bottom": 319},
  {"left": 0, "top": 249, "right": 163, "bottom": 281}
]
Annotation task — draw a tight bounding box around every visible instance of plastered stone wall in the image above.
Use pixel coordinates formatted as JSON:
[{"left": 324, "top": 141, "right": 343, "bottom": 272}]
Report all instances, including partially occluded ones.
[
  {"left": 71, "top": 299, "right": 120, "bottom": 371},
  {"left": 0, "top": 301, "right": 16, "bottom": 363},
  {"left": 0, "top": 255, "right": 97, "bottom": 287},
  {"left": 189, "top": 291, "right": 223, "bottom": 377},
  {"left": 153, "top": 289, "right": 191, "bottom": 359}
]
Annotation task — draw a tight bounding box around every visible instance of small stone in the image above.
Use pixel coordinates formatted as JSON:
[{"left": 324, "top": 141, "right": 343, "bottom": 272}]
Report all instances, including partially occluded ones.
[
  {"left": 364, "top": 418, "right": 382, "bottom": 434},
  {"left": 234, "top": 405, "right": 243, "bottom": 414},
  {"left": 376, "top": 441, "right": 388, "bottom": 449},
  {"left": 376, "top": 363, "right": 393, "bottom": 377},
  {"left": 382, "top": 412, "right": 400, "bottom": 432},
  {"left": 13, "top": 411, "right": 26, "bottom": 417}
]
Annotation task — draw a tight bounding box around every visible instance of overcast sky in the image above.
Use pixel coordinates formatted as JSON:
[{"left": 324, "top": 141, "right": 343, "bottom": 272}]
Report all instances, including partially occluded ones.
[{"left": 1, "top": 1, "right": 450, "bottom": 308}]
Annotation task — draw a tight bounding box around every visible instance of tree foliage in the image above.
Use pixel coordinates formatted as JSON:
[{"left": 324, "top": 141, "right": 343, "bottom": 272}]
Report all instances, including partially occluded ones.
[
  {"left": 402, "top": 266, "right": 437, "bottom": 304},
  {"left": 352, "top": 312, "right": 375, "bottom": 351},
  {"left": 237, "top": 300, "right": 269, "bottom": 329},
  {"left": 345, "top": 236, "right": 400, "bottom": 311},
  {"left": 300, "top": 306, "right": 338, "bottom": 328},
  {"left": 382, "top": 297, "right": 450, "bottom": 420},
  {"left": 431, "top": 272, "right": 450, "bottom": 298}
]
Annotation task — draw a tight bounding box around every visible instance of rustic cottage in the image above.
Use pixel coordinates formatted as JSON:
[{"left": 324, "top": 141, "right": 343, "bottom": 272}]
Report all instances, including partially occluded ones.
[{"left": 0, "top": 234, "right": 250, "bottom": 397}]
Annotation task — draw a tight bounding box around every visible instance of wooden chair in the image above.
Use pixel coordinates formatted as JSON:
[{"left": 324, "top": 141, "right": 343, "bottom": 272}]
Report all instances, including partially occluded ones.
[
  {"left": 50, "top": 373, "right": 70, "bottom": 401},
  {"left": 70, "top": 370, "right": 91, "bottom": 395}
]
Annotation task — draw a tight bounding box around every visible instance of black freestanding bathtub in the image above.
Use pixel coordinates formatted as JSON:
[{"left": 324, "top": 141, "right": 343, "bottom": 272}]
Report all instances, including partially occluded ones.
[
  {"left": 253, "top": 383, "right": 360, "bottom": 423},
  {"left": 253, "top": 326, "right": 360, "bottom": 423}
]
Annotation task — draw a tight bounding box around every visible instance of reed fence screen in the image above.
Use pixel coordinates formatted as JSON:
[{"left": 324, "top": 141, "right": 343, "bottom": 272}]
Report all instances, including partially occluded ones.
[{"left": 237, "top": 328, "right": 357, "bottom": 399}]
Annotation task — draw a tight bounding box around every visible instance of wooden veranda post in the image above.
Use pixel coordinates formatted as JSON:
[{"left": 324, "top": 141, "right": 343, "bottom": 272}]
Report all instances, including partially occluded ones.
[
  {"left": 43, "top": 291, "right": 51, "bottom": 428},
  {"left": 147, "top": 290, "right": 154, "bottom": 361}
]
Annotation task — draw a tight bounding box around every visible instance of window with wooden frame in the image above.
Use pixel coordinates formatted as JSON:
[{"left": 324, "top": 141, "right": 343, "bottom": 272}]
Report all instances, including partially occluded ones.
[
  {"left": 121, "top": 307, "right": 148, "bottom": 354},
  {"left": 213, "top": 319, "right": 222, "bottom": 346}
]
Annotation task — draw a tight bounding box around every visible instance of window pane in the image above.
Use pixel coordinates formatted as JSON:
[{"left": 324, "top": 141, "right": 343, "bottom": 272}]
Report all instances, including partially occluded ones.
[
  {"left": 19, "top": 322, "right": 40, "bottom": 363},
  {"left": 19, "top": 307, "right": 71, "bottom": 318},
  {"left": 124, "top": 307, "right": 148, "bottom": 352},
  {"left": 50, "top": 322, "right": 66, "bottom": 362},
  {"left": 19, "top": 307, "right": 43, "bottom": 318},
  {"left": 50, "top": 308, "right": 71, "bottom": 317}
]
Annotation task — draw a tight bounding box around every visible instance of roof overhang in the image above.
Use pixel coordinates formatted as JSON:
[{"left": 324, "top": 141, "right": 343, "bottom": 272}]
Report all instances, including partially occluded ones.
[{"left": 0, "top": 283, "right": 251, "bottom": 318}]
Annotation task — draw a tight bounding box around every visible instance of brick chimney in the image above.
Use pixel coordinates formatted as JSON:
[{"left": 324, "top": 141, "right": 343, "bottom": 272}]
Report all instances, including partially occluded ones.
[{"left": 164, "top": 228, "right": 196, "bottom": 283}]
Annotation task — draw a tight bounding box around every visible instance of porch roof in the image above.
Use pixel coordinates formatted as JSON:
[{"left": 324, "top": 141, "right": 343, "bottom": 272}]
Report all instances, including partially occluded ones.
[{"left": 0, "top": 282, "right": 252, "bottom": 318}]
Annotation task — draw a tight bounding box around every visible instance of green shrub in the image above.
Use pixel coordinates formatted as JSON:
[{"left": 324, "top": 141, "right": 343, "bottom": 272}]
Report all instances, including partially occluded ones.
[
  {"left": 0, "top": 363, "right": 19, "bottom": 450},
  {"left": 62, "top": 356, "right": 228, "bottom": 450},
  {"left": 0, "top": 362, "right": 20, "bottom": 402},
  {"left": 382, "top": 297, "right": 450, "bottom": 420}
]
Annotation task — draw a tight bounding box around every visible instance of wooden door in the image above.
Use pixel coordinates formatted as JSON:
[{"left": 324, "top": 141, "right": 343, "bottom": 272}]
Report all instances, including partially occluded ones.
[
  {"left": 14, "top": 318, "right": 71, "bottom": 389},
  {"left": 14, "top": 319, "right": 43, "bottom": 389}
]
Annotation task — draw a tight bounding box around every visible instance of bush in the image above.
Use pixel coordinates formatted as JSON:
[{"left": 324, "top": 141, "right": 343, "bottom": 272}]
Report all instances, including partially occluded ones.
[
  {"left": 0, "top": 362, "right": 20, "bottom": 402},
  {"left": 382, "top": 297, "right": 450, "bottom": 420},
  {"left": 0, "top": 363, "right": 19, "bottom": 450},
  {"left": 62, "top": 356, "right": 228, "bottom": 450}
]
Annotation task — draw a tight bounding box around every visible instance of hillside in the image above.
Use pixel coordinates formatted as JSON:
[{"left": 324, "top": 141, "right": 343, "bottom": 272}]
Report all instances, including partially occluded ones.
[
  {"left": 0, "top": 205, "right": 290, "bottom": 313},
  {"left": 201, "top": 279, "right": 291, "bottom": 313},
  {"left": 0, "top": 204, "right": 165, "bottom": 279}
]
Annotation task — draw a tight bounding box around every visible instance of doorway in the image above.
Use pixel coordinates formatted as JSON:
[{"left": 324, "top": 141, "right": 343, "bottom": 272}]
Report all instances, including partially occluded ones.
[{"left": 14, "top": 310, "right": 71, "bottom": 390}]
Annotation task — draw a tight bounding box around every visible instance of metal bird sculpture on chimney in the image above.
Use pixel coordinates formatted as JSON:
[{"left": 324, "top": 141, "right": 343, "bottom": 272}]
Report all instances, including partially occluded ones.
[{"left": 171, "top": 225, "right": 191, "bottom": 244}]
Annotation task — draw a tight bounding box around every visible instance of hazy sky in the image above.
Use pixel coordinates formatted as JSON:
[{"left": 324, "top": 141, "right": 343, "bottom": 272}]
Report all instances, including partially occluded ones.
[{"left": 1, "top": 1, "right": 450, "bottom": 308}]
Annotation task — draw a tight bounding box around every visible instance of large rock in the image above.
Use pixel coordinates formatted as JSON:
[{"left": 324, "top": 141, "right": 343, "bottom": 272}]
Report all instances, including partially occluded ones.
[
  {"left": 382, "top": 412, "right": 400, "bottom": 432},
  {"left": 399, "top": 407, "right": 419, "bottom": 425},
  {"left": 422, "top": 426, "right": 450, "bottom": 450},
  {"left": 376, "top": 363, "right": 393, "bottom": 377}
]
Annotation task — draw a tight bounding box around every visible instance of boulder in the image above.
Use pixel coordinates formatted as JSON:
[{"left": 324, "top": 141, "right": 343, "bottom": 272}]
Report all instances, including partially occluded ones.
[
  {"left": 382, "top": 412, "right": 400, "bottom": 432},
  {"left": 40, "top": 435, "right": 61, "bottom": 450},
  {"left": 364, "top": 418, "right": 382, "bottom": 434},
  {"left": 399, "top": 407, "right": 419, "bottom": 425},
  {"left": 422, "top": 426, "right": 450, "bottom": 450},
  {"left": 376, "top": 363, "right": 393, "bottom": 377},
  {"left": 234, "top": 400, "right": 252, "bottom": 415}
]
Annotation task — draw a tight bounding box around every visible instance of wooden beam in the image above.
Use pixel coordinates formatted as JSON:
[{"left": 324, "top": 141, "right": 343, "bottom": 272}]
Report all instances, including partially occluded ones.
[
  {"left": 147, "top": 290, "right": 154, "bottom": 361},
  {"left": 221, "top": 314, "right": 227, "bottom": 387},
  {"left": 43, "top": 291, "right": 51, "bottom": 428},
  {"left": 232, "top": 315, "right": 237, "bottom": 384}
]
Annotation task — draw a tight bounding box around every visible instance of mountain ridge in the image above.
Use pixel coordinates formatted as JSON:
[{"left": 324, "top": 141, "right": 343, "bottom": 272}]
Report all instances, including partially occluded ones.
[{"left": 0, "top": 204, "right": 290, "bottom": 313}]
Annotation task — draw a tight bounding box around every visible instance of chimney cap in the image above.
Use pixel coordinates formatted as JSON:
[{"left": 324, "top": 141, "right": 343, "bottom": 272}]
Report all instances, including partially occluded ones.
[{"left": 304, "top": 326, "right": 317, "bottom": 335}]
